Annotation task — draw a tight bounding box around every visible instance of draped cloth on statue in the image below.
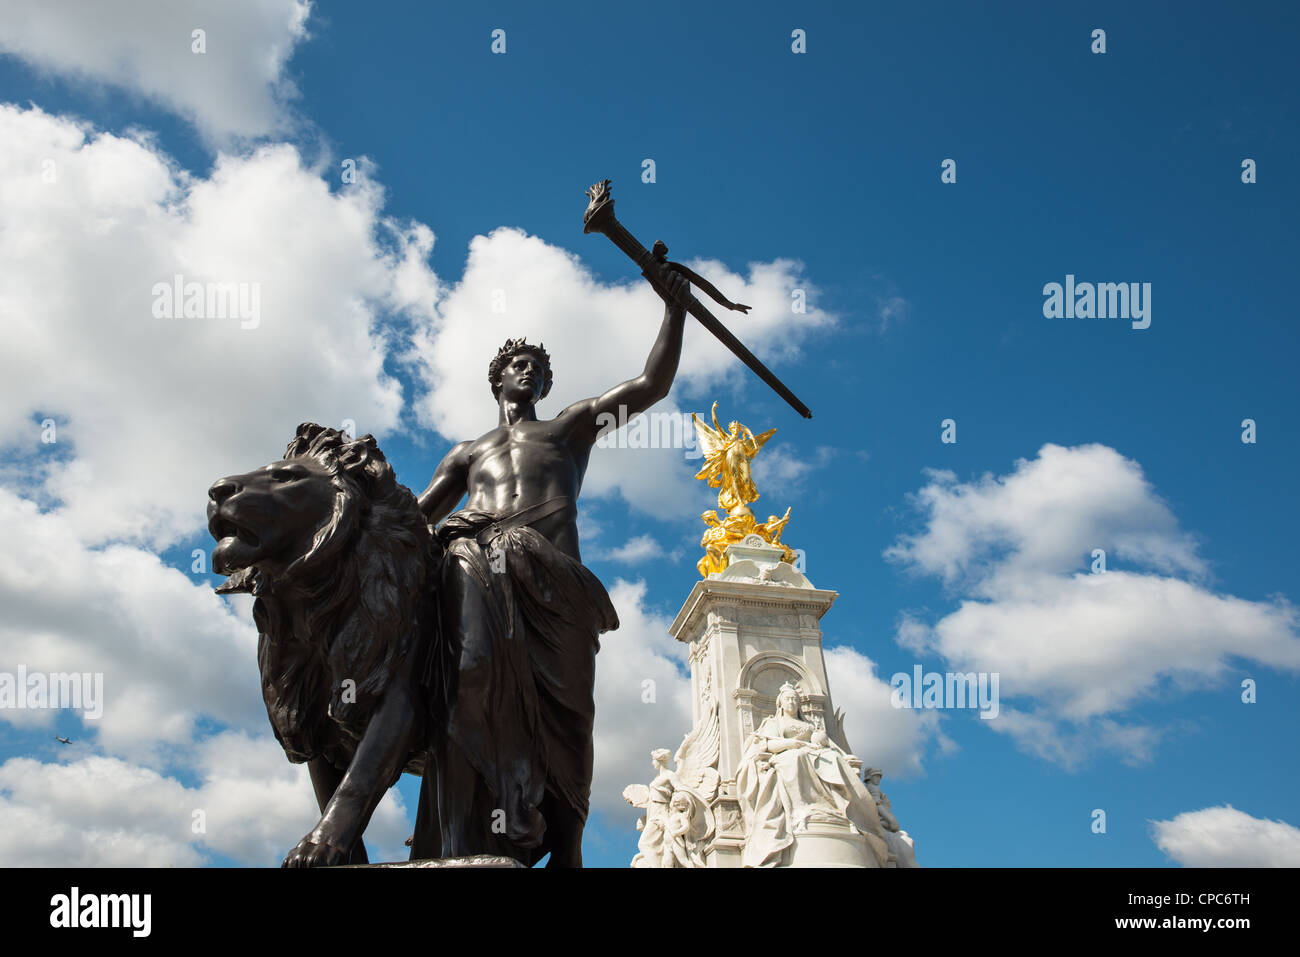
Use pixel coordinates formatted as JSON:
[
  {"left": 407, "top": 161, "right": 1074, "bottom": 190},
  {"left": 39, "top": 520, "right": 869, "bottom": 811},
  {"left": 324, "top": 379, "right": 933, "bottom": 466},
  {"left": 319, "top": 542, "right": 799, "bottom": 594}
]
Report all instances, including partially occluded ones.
[
  {"left": 736, "top": 714, "right": 890, "bottom": 868},
  {"left": 433, "top": 507, "right": 618, "bottom": 855}
]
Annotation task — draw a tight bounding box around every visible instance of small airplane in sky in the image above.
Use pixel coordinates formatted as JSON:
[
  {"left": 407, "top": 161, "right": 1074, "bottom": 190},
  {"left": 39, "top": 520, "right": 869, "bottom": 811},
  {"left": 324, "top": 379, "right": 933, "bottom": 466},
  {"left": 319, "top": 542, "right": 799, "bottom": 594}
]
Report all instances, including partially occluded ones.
[{"left": 54, "top": 736, "right": 72, "bottom": 745}]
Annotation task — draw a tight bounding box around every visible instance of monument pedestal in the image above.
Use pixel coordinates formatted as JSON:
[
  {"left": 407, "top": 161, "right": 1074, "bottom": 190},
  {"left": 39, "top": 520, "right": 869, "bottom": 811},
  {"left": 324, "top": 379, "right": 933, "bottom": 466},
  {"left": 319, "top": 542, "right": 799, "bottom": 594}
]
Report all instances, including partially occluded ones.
[
  {"left": 624, "top": 536, "right": 919, "bottom": 868},
  {"left": 789, "top": 821, "right": 882, "bottom": 868}
]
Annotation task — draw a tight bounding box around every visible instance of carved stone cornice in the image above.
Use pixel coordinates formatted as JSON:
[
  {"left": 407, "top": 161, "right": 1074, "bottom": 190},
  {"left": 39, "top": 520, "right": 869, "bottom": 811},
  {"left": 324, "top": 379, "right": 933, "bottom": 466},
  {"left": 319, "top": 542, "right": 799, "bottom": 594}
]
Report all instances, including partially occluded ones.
[{"left": 671, "top": 579, "right": 838, "bottom": 644}]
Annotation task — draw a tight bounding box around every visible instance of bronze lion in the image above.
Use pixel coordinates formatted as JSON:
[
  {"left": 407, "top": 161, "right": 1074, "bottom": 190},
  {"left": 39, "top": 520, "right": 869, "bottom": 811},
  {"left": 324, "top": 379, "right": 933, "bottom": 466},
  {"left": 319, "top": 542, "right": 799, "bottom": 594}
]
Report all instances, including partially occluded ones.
[{"left": 207, "top": 423, "right": 448, "bottom": 867}]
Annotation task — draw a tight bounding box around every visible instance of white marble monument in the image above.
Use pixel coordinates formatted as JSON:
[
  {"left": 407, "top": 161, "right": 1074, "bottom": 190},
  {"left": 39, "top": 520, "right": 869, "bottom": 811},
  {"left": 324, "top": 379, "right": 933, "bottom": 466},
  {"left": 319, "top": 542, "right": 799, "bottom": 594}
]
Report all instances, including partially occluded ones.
[{"left": 623, "top": 405, "right": 919, "bottom": 868}]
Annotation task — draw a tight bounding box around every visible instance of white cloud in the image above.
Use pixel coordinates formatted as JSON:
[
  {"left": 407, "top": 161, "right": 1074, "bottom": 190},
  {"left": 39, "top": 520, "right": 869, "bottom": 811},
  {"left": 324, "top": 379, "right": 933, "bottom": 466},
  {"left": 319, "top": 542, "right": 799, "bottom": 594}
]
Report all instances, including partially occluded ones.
[
  {"left": 823, "top": 645, "right": 948, "bottom": 779},
  {"left": 577, "top": 508, "right": 603, "bottom": 543},
  {"left": 887, "top": 444, "right": 1300, "bottom": 766},
  {"left": 887, "top": 444, "right": 1206, "bottom": 594},
  {"left": 905, "top": 572, "right": 1298, "bottom": 724},
  {"left": 0, "top": 733, "right": 411, "bottom": 867},
  {"left": 876, "top": 294, "right": 908, "bottom": 331},
  {"left": 188, "top": 731, "right": 411, "bottom": 865},
  {"left": 591, "top": 579, "right": 692, "bottom": 829},
  {"left": 0, "top": 90, "right": 440, "bottom": 867},
  {"left": 407, "top": 227, "right": 834, "bottom": 516},
  {"left": 585, "top": 439, "right": 706, "bottom": 518},
  {"left": 600, "top": 534, "right": 666, "bottom": 564},
  {"left": 751, "top": 443, "right": 837, "bottom": 508},
  {"left": 986, "top": 709, "right": 1163, "bottom": 768},
  {"left": 0, "top": 488, "right": 264, "bottom": 757},
  {"left": 0, "top": 755, "right": 203, "bottom": 867},
  {"left": 1152, "top": 805, "right": 1300, "bottom": 867},
  {"left": 0, "top": 104, "right": 433, "bottom": 549},
  {"left": 0, "top": 0, "right": 312, "bottom": 142}
]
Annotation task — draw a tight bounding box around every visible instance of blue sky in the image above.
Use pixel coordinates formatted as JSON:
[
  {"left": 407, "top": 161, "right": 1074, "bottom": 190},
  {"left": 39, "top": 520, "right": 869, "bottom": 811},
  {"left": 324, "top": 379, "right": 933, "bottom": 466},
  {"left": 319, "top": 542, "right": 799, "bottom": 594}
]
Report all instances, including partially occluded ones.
[{"left": 0, "top": 1, "right": 1297, "bottom": 868}]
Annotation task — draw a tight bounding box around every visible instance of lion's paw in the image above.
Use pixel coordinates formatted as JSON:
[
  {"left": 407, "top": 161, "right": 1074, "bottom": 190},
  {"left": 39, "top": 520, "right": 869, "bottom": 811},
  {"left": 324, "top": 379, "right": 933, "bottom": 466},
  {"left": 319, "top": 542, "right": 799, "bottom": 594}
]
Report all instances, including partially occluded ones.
[{"left": 282, "top": 834, "right": 349, "bottom": 869}]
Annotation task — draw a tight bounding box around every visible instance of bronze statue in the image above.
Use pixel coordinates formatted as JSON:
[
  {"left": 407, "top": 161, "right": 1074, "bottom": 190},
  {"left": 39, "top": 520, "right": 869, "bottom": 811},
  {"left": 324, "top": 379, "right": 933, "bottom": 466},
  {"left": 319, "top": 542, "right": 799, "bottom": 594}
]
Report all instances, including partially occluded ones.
[
  {"left": 413, "top": 269, "right": 690, "bottom": 866},
  {"left": 204, "top": 180, "right": 810, "bottom": 867}
]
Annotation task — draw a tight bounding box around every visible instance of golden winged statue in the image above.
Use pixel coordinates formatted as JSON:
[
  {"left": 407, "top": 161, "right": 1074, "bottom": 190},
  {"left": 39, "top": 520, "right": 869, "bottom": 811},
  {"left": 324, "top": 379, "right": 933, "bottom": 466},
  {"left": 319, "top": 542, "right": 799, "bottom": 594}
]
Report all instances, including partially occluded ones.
[
  {"left": 691, "top": 402, "right": 798, "bottom": 577},
  {"left": 692, "top": 401, "right": 777, "bottom": 512}
]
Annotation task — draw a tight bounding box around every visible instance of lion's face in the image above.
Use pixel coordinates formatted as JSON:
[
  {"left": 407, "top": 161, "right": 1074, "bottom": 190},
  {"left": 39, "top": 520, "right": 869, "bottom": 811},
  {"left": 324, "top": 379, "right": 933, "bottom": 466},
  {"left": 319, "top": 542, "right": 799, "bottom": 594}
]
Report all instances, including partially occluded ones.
[{"left": 207, "top": 456, "right": 339, "bottom": 579}]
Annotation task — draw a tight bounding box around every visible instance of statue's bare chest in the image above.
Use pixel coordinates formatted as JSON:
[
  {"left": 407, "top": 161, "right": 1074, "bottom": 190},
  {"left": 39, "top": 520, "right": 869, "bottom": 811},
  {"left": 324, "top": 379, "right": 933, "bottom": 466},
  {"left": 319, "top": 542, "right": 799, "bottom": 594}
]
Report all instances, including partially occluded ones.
[{"left": 466, "top": 425, "right": 577, "bottom": 487}]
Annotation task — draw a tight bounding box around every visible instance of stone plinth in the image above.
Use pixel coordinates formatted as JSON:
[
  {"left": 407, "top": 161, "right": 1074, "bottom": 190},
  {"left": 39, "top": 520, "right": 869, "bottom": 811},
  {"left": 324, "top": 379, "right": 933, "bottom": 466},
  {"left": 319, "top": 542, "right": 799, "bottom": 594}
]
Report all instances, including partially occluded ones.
[{"left": 788, "top": 821, "right": 881, "bottom": 868}]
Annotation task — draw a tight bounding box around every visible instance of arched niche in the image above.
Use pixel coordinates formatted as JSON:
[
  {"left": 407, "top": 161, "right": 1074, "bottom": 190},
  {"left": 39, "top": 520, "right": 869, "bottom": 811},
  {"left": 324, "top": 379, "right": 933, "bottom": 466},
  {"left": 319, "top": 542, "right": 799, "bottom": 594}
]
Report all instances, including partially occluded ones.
[{"left": 733, "top": 651, "right": 829, "bottom": 742}]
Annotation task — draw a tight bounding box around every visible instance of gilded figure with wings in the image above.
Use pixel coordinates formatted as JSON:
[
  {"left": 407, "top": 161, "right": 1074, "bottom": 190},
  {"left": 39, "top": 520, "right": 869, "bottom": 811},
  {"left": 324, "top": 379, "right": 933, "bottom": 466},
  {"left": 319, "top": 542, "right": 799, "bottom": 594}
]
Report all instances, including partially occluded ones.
[
  {"left": 691, "top": 403, "right": 798, "bottom": 576},
  {"left": 691, "top": 401, "right": 777, "bottom": 513}
]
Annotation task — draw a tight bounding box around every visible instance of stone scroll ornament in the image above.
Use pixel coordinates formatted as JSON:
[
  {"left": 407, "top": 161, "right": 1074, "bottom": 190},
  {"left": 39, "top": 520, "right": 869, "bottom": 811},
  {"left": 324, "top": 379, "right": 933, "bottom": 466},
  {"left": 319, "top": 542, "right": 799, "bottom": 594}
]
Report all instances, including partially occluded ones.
[{"left": 581, "top": 178, "right": 813, "bottom": 419}]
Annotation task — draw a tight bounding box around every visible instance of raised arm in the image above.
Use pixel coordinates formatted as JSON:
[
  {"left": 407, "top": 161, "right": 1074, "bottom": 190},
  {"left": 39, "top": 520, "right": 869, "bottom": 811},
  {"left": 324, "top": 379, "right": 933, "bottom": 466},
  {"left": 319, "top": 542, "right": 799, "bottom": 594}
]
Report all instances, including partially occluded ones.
[
  {"left": 417, "top": 440, "right": 472, "bottom": 526},
  {"left": 563, "top": 271, "right": 690, "bottom": 443}
]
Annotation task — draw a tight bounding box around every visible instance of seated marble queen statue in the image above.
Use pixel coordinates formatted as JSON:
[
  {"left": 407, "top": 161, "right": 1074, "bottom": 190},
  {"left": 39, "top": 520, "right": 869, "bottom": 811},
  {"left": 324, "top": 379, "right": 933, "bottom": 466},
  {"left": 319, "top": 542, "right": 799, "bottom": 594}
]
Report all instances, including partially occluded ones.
[{"left": 736, "top": 682, "right": 890, "bottom": 867}]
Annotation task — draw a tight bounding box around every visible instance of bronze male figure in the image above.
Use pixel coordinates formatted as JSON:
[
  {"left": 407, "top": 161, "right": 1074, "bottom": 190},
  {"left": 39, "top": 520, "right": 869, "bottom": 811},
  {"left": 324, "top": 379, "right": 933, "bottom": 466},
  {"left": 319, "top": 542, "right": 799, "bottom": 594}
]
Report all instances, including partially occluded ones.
[{"left": 414, "top": 269, "right": 690, "bottom": 867}]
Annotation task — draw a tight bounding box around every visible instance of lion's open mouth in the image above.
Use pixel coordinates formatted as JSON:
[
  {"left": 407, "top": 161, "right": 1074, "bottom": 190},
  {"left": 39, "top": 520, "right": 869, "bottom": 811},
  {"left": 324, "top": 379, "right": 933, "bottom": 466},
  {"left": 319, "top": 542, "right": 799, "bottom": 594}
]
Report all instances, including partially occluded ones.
[
  {"left": 209, "top": 515, "right": 260, "bottom": 547},
  {"left": 209, "top": 512, "right": 265, "bottom": 577}
]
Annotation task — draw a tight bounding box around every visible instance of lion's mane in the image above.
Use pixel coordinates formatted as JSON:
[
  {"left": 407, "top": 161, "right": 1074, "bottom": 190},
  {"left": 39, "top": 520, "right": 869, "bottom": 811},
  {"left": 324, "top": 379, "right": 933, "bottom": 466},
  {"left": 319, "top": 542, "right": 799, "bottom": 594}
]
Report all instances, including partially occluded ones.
[{"left": 252, "top": 423, "right": 441, "bottom": 771}]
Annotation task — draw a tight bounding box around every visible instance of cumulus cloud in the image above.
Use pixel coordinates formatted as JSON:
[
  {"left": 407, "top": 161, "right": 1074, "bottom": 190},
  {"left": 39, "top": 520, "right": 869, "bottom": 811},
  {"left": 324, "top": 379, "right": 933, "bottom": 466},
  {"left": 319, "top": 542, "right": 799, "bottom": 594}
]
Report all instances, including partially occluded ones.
[
  {"left": 0, "top": 755, "right": 203, "bottom": 867},
  {"left": 902, "top": 573, "right": 1298, "bottom": 726},
  {"left": 0, "top": 488, "right": 263, "bottom": 756},
  {"left": 751, "top": 444, "right": 837, "bottom": 506},
  {"left": 0, "top": 104, "right": 433, "bottom": 548},
  {"left": 0, "top": 102, "right": 437, "bottom": 862},
  {"left": 599, "top": 534, "right": 666, "bottom": 564},
  {"left": 585, "top": 439, "right": 707, "bottom": 519},
  {"left": 887, "top": 444, "right": 1300, "bottom": 766},
  {"left": 0, "top": 732, "right": 411, "bottom": 867},
  {"left": 1152, "top": 805, "right": 1300, "bottom": 867},
  {"left": 823, "top": 645, "right": 947, "bottom": 778},
  {"left": 0, "top": 0, "right": 312, "bottom": 142},
  {"left": 591, "top": 579, "right": 692, "bottom": 823},
  {"left": 887, "top": 444, "right": 1206, "bottom": 594}
]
